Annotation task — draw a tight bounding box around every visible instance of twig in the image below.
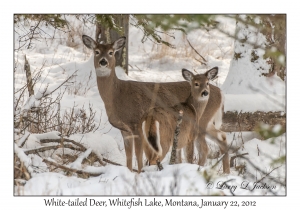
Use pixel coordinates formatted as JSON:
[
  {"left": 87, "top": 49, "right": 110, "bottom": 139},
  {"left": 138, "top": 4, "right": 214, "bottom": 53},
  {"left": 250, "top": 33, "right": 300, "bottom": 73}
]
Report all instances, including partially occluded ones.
[
  {"left": 256, "top": 165, "right": 282, "bottom": 184},
  {"left": 41, "top": 70, "right": 78, "bottom": 98},
  {"left": 186, "top": 37, "right": 207, "bottom": 64},
  {"left": 102, "top": 158, "right": 139, "bottom": 173},
  {"left": 43, "top": 159, "right": 103, "bottom": 177},
  {"left": 24, "top": 143, "right": 85, "bottom": 155},
  {"left": 169, "top": 110, "right": 184, "bottom": 165},
  {"left": 230, "top": 153, "right": 249, "bottom": 167},
  {"left": 239, "top": 156, "right": 285, "bottom": 186},
  {"left": 194, "top": 57, "right": 205, "bottom": 65},
  {"left": 128, "top": 64, "right": 133, "bottom": 69},
  {"left": 134, "top": 65, "right": 143, "bottom": 71},
  {"left": 248, "top": 84, "right": 285, "bottom": 109}
]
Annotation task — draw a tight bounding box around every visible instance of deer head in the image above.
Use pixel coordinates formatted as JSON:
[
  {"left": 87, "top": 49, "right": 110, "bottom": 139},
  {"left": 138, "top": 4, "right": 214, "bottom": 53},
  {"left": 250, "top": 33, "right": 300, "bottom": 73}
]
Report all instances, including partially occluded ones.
[
  {"left": 182, "top": 67, "right": 218, "bottom": 102},
  {"left": 82, "top": 35, "right": 126, "bottom": 77}
]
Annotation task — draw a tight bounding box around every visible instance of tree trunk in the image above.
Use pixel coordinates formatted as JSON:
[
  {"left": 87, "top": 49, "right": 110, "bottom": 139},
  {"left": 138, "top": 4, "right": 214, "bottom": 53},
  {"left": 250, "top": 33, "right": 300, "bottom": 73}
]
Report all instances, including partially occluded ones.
[{"left": 95, "top": 15, "right": 129, "bottom": 74}]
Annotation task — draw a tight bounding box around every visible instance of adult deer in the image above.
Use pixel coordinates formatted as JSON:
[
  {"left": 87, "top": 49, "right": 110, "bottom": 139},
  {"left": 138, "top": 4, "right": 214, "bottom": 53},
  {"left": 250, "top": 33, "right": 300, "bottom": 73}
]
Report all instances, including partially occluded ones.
[
  {"left": 82, "top": 34, "right": 228, "bottom": 173},
  {"left": 141, "top": 68, "right": 230, "bottom": 174}
]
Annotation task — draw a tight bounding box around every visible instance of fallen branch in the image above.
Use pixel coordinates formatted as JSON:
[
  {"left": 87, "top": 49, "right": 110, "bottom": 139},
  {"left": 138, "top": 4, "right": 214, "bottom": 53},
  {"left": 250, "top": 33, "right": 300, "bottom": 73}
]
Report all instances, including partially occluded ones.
[
  {"left": 39, "top": 138, "right": 140, "bottom": 172},
  {"left": 14, "top": 144, "right": 33, "bottom": 180},
  {"left": 43, "top": 159, "right": 103, "bottom": 177},
  {"left": 18, "top": 131, "right": 30, "bottom": 148},
  {"left": 40, "top": 138, "right": 86, "bottom": 150},
  {"left": 40, "top": 138, "right": 106, "bottom": 166},
  {"left": 24, "top": 143, "right": 85, "bottom": 155}
]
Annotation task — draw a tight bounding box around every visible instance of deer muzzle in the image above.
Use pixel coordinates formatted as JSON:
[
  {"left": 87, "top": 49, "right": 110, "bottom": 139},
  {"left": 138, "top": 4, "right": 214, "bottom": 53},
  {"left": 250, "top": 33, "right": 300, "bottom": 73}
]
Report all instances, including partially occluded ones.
[
  {"left": 99, "top": 58, "right": 108, "bottom": 67},
  {"left": 201, "top": 90, "right": 209, "bottom": 97}
]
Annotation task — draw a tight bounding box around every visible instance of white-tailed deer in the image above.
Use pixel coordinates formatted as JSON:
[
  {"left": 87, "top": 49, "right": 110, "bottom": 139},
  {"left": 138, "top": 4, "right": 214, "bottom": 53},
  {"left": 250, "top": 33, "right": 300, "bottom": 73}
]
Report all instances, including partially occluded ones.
[
  {"left": 141, "top": 68, "right": 230, "bottom": 173},
  {"left": 82, "top": 35, "right": 228, "bottom": 173}
]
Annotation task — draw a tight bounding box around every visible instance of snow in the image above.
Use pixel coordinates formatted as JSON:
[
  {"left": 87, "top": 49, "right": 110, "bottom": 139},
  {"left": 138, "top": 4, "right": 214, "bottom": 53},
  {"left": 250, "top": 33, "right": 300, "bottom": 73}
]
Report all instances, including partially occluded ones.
[
  {"left": 68, "top": 148, "right": 92, "bottom": 170},
  {"left": 224, "top": 94, "right": 285, "bottom": 112},
  {"left": 14, "top": 15, "right": 286, "bottom": 196},
  {"left": 14, "top": 143, "right": 34, "bottom": 175},
  {"left": 70, "top": 131, "right": 125, "bottom": 165},
  {"left": 17, "top": 131, "right": 30, "bottom": 147},
  {"left": 222, "top": 20, "right": 286, "bottom": 96}
]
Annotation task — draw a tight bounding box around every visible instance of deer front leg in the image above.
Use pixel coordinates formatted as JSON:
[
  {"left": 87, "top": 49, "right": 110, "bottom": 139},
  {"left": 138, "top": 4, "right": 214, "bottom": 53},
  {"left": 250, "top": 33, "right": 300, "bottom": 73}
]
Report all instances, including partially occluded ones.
[
  {"left": 184, "top": 141, "right": 194, "bottom": 164},
  {"left": 121, "top": 130, "right": 134, "bottom": 172},
  {"left": 206, "top": 124, "right": 230, "bottom": 174},
  {"left": 133, "top": 134, "right": 143, "bottom": 173}
]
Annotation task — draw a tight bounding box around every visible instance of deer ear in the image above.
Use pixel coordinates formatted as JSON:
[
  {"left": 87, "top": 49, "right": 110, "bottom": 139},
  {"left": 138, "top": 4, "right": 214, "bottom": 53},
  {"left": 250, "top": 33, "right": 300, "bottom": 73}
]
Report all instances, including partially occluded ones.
[
  {"left": 82, "top": 35, "right": 97, "bottom": 49},
  {"left": 182, "top": 68, "right": 194, "bottom": 82},
  {"left": 205, "top": 67, "right": 218, "bottom": 80},
  {"left": 113, "top": 36, "right": 126, "bottom": 51}
]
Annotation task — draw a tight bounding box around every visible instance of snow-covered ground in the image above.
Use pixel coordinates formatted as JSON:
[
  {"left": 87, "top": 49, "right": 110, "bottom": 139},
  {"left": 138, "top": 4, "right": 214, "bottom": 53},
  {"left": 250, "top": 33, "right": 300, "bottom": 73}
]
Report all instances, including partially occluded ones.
[{"left": 14, "top": 15, "right": 286, "bottom": 195}]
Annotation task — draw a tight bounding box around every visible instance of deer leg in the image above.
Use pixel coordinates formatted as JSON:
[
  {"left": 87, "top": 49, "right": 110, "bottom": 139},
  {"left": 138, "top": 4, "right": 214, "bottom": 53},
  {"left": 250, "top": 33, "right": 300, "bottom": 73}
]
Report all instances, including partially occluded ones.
[
  {"left": 207, "top": 124, "right": 230, "bottom": 174},
  {"left": 196, "top": 132, "right": 209, "bottom": 166},
  {"left": 156, "top": 156, "right": 164, "bottom": 171},
  {"left": 133, "top": 134, "right": 144, "bottom": 173},
  {"left": 175, "top": 149, "right": 182, "bottom": 164},
  {"left": 121, "top": 131, "right": 134, "bottom": 172},
  {"left": 185, "top": 141, "right": 194, "bottom": 164}
]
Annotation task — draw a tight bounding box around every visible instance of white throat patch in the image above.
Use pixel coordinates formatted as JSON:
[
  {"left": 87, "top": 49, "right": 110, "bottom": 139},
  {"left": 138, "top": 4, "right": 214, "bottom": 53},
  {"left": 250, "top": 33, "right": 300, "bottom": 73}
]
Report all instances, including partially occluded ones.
[
  {"left": 95, "top": 67, "right": 111, "bottom": 77},
  {"left": 197, "top": 95, "right": 209, "bottom": 102}
]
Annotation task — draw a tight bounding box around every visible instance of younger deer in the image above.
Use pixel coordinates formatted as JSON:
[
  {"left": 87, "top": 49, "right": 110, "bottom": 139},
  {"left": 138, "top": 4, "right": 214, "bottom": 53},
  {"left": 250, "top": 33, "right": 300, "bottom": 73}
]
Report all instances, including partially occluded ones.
[{"left": 141, "top": 67, "right": 230, "bottom": 173}]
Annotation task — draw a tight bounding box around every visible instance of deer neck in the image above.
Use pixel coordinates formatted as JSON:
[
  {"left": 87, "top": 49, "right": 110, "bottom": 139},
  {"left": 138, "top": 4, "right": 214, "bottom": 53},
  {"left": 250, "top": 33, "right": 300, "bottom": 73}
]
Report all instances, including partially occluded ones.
[
  {"left": 96, "top": 67, "right": 118, "bottom": 113},
  {"left": 187, "top": 96, "right": 208, "bottom": 122}
]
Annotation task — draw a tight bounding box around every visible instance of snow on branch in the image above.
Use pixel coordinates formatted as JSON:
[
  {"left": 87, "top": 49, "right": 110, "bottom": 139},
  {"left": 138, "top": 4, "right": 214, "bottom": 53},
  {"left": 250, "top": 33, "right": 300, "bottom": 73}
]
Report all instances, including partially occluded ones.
[
  {"left": 39, "top": 138, "right": 106, "bottom": 166},
  {"left": 68, "top": 148, "right": 92, "bottom": 170},
  {"left": 14, "top": 143, "right": 33, "bottom": 176},
  {"left": 17, "top": 131, "right": 30, "bottom": 147},
  {"left": 24, "top": 143, "right": 86, "bottom": 155}
]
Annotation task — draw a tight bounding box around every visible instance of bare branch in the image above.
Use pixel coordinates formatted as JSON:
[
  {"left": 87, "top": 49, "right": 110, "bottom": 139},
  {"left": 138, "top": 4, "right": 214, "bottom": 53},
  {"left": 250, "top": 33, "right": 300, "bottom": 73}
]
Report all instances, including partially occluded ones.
[
  {"left": 41, "top": 70, "right": 78, "bottom": 98},
  {"left": 43, "top": 159, "right": 103, "bottom": 177},
  {"left": 230, "top": 153, "right": 249, "bottom": 167},
  {"left": 24, "top": 143, "right": 85, "bottom": 155},
  {"left": 186, "top": 37, "right": 207, "bottom": 64}
]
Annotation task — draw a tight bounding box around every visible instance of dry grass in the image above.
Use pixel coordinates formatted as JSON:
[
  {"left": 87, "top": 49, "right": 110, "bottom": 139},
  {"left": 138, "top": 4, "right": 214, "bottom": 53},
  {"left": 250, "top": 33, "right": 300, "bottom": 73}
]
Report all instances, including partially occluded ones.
[{"left": 148, "top": 29, "right": 234, "bottom": 65}]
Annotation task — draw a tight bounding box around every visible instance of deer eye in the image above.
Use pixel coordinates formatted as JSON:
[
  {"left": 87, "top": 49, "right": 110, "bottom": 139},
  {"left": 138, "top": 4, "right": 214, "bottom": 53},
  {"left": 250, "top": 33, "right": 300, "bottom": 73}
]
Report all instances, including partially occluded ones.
[
  {"left": 195, "top": 82, "right": 199, "bottom": 87},
  {"left": 95, "top": 50, "right": 100, "bottom": 55},
  {"left": 109, "top": 51, "right": 113, "bottom": 56},
  {"left": 206, "top": 82, "right": 209, "bottom": 86}
]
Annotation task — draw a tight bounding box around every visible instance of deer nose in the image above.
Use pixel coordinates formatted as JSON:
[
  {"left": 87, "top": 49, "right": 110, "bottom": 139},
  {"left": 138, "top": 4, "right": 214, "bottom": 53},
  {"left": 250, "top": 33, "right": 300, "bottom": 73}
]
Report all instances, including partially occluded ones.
[
  {"left": 99, "top": 58, "right": 108, "bottom": 66},
  {"left": 202, "top": 90, "right": 209, "bottom": 97}
]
